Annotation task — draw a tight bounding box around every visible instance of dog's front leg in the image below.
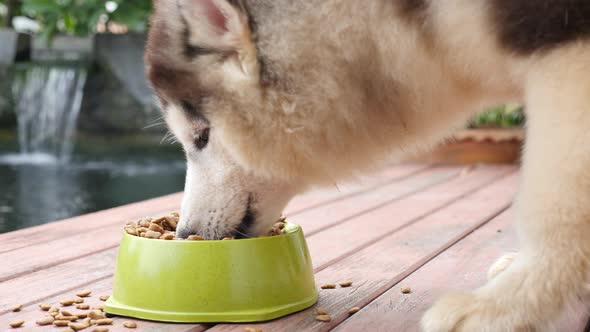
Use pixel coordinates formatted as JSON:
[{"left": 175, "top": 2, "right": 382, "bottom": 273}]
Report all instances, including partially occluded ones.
[{"left": 422, "top": 44, "right": 590, "bottom": 332}]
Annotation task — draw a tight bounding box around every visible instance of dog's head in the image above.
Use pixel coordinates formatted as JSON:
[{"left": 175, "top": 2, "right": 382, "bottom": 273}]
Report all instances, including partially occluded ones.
[{"left": 145, "top": 0, "right": 400, "bottom": 239}]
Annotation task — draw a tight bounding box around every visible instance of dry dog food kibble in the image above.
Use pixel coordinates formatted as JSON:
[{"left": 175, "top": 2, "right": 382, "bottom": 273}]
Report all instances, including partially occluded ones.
[
  {"left": 60, "top": 310, "right": 74, "bottom": 316},
  {"left": 401, "top": 287, "right": 412, "bottom": 294},
  {"left": 99, "top": 295, "right": 110, "bottom": 301},
  {"left": 95, "top": 318, "right": 113, "bottom": 325},
  {"left": 316, "top": 308, "right": 328, "bottom": 315},
  {"left": 9, "top": 320, "right": 24, "bottom": 328},
  {"left": 123, "top": 321, "right": 137, "bottom": 328},
  {"left": 92, "top": 328, "right": 109, "bottom": 332},
  {"left": 36, "top": 316, "right": 55, "bottom": 326},
  {"left": 69, "top": 322, "right": 90, "bottom": 331},
  {"left": 124, "top": 212, "right": 286, "bottom": 240},
  {"left": 88, "top": 310, "right": 106, "bottom": 320},
  {"left": 60, "top": 299, "right": 76, "bottom": 306},
  {"left": 339, "top": 280, "right": 353, "bottom": 287},
  {"left": 76, "top": 304, "right": 90, "bottom": 310},
  {"left": 244, "top": 328, "right": 262, "bottom": 332},
  {"left": 74, "top": 297, "right": 84, "bottom": 303},
  {"left": 40, "top": 303, "right": 52, "bottom": 311},
  {"left": 54, "top": 320, "right": 71, "bottom": 327},
  {"left": 76, "top": 290, "right": 92, "bottom": 297},
  {"left": 160, "top": 233, "right": 174, "bottom": 240},
  {"left": 348, "top": 307, "right": 360, "bottom": 315},
  {"left": 11, "top": 304, "right": 22, "bottom": 312},
  {"left": 75, "top": 312, "right": 88, "bottom": 318},
  {"left": 315, "top": 314, "right": 332, "bottom": 322},
  {"left": 320, "top": 284, "right": 336, "bottom": 289}
]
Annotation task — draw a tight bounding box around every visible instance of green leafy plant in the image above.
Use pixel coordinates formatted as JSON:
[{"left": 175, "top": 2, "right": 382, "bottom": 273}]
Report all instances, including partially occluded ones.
[
  {"left": 469, "top": 104, "right": 525, "bottom": 128},
  {"left": 21, "top": 0, "right": 151, "bottom": 42}
]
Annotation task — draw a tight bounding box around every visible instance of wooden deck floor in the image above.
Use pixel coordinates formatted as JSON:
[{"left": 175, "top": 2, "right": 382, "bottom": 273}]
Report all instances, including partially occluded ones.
[{"left": 1, "top": 164, "right": 588, "bottom": 331}]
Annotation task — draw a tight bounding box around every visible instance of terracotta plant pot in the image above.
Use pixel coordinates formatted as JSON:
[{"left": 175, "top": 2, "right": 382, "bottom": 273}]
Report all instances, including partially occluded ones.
[{"left": 410, "top": 128, "right": 524, "bottom": 164}]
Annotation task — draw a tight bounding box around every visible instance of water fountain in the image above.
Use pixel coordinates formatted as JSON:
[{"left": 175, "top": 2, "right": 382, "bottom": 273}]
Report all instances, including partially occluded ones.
[{"left": 7, "top": 63, "right": 87, "bottom": 164}]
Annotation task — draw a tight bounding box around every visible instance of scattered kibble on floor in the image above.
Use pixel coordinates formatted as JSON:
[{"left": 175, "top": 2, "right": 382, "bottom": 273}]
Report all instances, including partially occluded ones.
[
  {"left": 401, "top": 287, "right": 412, "bottom": 294},
  {"left": 36, "top": 316, "right": 55, "bottom": 326},
  {"left": 244, "top": 328, "right": 262, "bottom": 332},
  {"left": 315, "top": 314, "right": 332, "bottom": 322},
  {"left": 348, "top": 306, "right": 360, "bottom": 315},
  {"left": 40, "top": 303, "right": 52, "bottom": 311},
  {"left": 92, "top": 327, "right": 109, "bottom": 332},
  {"left": 339, "top": 280, "right": 353, "bottom": 287},
  {"left": 60, "top": 299, "right": 76, "bottom": 306},
  {"left": 320, "top": 283, "right": 336, "bottom": 289},
  {"left": 123, "top": 321, "right": 137, "bottom": 328},
  {"left": 9, "top": 320, "right": 24, "bottom": 328},
  {"left": 316, "top": 307, "right": 328, "bottom": 315},
  {"left": 11, "top": 304, "right": 22, "bottom": 312}
]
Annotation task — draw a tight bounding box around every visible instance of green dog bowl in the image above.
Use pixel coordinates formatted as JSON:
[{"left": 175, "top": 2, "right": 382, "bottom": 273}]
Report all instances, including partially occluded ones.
[{"left": 104, "top": 222, "right": 317, "bottom": 323}]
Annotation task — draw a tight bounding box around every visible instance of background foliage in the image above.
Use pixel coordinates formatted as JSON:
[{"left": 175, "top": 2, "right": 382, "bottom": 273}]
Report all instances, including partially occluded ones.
[
  {"left": 469, "top": 104, "right": 525, "bottom": 128},
  {"left": 16, "top": 0, "right": 150, "bottom": 41}
]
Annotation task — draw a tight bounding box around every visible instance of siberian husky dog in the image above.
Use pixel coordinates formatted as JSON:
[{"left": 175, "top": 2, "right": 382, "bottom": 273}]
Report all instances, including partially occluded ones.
[{"left": 145, "top": 0, "right": 590, "bottom": 330}]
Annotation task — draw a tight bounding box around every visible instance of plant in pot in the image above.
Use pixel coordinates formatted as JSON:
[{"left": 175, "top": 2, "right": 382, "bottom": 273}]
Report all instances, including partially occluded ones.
[{"left": 411, "top": 105, "right": 526, "bottom": 164}]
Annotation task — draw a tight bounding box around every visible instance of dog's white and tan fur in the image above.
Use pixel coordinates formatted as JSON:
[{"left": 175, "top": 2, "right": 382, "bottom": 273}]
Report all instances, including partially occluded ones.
[{"left": 145, "top": 0, "right": 590, "bottom": 330}]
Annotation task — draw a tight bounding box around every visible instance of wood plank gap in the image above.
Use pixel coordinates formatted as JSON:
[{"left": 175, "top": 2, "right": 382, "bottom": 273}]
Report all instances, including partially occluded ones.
[
  {"left": 286, "top": 165, "right": 434, "bottom": 217},
  {"left": 304, "top": 168, "right": 460, "bottom": 237},
  {"left": 312, "top": 170, "right": 517, "bottom": 273},
  {"left": 0, "top": 245, "right": 117, "bottom": 284}
]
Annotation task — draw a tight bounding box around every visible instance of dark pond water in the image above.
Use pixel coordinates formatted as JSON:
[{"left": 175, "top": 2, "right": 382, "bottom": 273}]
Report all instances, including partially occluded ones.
[{"left": 0, "top": 134, "right": 186, "bottom": 234}]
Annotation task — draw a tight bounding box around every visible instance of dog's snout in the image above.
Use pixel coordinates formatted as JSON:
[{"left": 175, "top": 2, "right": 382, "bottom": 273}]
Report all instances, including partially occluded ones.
[{"left": 175, "top": 225, "right": 191, "bottom": 239}]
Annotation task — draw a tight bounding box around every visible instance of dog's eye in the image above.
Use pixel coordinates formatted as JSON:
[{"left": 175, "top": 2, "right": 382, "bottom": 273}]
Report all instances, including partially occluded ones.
[{"left": 194, "top": 128, "right": 210, "bottom": 150}]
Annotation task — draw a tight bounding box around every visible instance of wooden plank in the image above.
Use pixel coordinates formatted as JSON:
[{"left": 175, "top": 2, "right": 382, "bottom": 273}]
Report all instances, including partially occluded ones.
[
  {"left": 304, "top": 167, "right": 516, "bottom": 269},
  {"left": 334, "top": 209, "right": 589, "bottom": 332},
  {"left": 291, "top": 165, "right": 513, "bottom": 236},
  {"left": 0, "top": 192, "right": 183, "bottom": 254},
  {"left": 207, "top": 173, "right": 518, "bottom": 331},
  {"left": 284, "top": 164, "right": 432, "bottom": 216}
]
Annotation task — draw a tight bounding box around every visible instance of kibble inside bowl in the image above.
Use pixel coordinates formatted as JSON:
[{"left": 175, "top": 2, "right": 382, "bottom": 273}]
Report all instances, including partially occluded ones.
[
  {"left": 124, "top": 212, "right": 286, "bottom": 240},
  {"left": 106, "top": 217, "right": 317, "bottom": 323}
]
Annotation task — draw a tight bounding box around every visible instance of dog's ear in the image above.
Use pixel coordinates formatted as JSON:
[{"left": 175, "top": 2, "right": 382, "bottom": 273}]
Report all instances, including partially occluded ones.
[{"left": 179, "top": 0, "right": 259, "bottom": 79}]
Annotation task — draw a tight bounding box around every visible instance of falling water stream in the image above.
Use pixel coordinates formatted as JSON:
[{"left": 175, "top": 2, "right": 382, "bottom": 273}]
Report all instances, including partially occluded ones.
[{"left": 11, "top": 63, "right": 87, "bottom": 163}]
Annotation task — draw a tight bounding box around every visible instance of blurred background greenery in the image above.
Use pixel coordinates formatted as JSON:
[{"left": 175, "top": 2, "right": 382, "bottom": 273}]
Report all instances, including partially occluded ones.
[
  {"left": 1, "top": 0, "right": 151, "bottom": 41},
  {"left": 469, "top": 104, "right": 525, "bottom": 128}
]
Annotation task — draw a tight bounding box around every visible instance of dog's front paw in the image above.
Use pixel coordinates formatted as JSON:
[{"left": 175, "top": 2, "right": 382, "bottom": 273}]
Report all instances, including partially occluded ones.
[
  {"left": 421, "top": 291, "right": 476, "bottom": 332},
  {"left": 421, "top": 291, "right": 536, "bottom": 332}
]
